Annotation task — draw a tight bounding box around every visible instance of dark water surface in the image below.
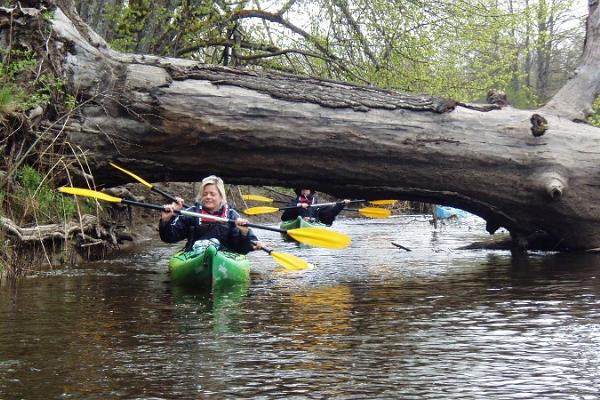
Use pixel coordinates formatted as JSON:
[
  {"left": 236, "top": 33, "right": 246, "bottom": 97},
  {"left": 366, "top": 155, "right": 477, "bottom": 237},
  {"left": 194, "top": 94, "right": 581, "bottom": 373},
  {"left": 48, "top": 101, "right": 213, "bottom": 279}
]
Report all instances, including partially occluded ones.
[{"left": 2, "top": 215, "right": 600, "bottom": 399}]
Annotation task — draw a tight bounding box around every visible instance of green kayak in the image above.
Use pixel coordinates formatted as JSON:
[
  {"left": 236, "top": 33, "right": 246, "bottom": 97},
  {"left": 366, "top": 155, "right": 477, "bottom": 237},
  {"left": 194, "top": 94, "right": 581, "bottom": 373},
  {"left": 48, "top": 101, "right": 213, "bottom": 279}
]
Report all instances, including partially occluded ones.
[
  {"left": 279, "top": 216, "right": 327, "bottom": 231},
  {"left": 168, "top": 244, "right": 250, "bottom": 288},
  {"left": 279, "top": 216, "right": 327, "bottom": 243}
]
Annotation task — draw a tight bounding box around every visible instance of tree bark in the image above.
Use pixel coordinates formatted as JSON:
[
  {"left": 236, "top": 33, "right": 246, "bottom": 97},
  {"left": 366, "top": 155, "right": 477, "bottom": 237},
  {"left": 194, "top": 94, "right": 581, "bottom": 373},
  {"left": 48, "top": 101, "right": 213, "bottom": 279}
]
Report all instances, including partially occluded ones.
[
  {"left": 0, "top": 214, "right": 98, "bottom": 242},
  {"left": 3, "top": 1, "right": 600, "bottom": 250}
]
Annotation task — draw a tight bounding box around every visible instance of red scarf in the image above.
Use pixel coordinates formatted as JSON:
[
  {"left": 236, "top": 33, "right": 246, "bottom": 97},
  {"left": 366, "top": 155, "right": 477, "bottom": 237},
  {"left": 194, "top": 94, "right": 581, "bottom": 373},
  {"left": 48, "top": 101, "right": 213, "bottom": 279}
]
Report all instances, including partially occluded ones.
[
  {"left": 198, "top": 204, "right": 227, "bottom": 224},
  {"left": 298, "top": 195, "right": 314, "bottom": 204}
]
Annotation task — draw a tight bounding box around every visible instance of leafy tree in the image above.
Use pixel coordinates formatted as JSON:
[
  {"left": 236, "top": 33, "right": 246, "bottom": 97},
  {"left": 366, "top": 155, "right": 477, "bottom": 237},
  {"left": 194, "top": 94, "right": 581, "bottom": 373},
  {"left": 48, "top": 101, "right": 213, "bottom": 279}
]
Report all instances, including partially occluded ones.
[{"left": 73, "top": 0, "right": 584, "bottom": 104}]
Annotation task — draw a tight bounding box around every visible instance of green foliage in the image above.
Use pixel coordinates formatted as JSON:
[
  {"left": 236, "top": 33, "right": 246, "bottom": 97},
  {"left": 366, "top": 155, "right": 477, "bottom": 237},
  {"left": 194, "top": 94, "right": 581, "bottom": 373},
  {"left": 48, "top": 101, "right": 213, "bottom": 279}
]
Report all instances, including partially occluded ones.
[
  {"left": 12, "top": 165, "right": 82, "bottom": 224},
  {"left": 588, "top": 96, "right": 600, "bottom": 127},
  {"left": 0, "top": 47, "right": 71, "bottom": 113},
  {"left": 65, "top": 94, "right": 78, "bottom": 111},
  {"left": 18, "top": 165, "right": 42, "bottom": 192},
  {"left": 25, "top": 73, "right": 66, "bottom": 110},
  {"left": 0, "top": 48, "right": 37, "bottom": 79},
  {"left": 0, "top": 85, "right": 20, "bottom": 120},
  {"left": 41, "top": 9, "right": 55, "bottom": 22},
  {"left": 76, "top": 0, "right": 584, "bottom": 105},
  {"left": 105, "top": 0, "right": 173, "bottom": 54}
]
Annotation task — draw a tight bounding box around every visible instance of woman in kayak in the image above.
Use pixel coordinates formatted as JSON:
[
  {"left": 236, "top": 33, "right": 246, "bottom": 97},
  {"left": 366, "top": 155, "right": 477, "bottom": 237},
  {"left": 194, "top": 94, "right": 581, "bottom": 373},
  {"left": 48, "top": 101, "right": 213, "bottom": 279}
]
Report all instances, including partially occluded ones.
[
  {"left": 281, "top": 188, "right": 350, "bottom": 226},
  {"left": 159, "top": 175, "right": 264, "bottom": 253}
]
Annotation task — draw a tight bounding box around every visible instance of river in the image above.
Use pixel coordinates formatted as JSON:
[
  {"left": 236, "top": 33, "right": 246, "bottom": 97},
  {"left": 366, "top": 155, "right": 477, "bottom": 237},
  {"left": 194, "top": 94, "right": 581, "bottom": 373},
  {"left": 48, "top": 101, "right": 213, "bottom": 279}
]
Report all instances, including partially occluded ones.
[{"left": 2, "top": 214, "right": 600, "bottom": 399}]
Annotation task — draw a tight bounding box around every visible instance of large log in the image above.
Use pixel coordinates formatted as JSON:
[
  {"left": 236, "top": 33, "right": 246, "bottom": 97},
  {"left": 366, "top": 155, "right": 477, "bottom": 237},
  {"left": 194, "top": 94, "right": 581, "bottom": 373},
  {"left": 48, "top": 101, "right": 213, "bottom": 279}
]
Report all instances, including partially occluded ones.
[{"left": 3, "top": 1, "right": 600, "bottom": 250}]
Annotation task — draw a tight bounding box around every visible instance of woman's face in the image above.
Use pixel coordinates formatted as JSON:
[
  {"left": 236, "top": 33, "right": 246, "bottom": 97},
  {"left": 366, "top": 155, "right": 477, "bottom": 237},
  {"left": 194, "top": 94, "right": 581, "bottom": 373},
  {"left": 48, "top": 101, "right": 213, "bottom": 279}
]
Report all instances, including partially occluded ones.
[
  {"left": 202, "top": 184, "right": 222, "bottom": 211},
  {"left": 300, "top": 189, "right": 311, "bottom": 197}
]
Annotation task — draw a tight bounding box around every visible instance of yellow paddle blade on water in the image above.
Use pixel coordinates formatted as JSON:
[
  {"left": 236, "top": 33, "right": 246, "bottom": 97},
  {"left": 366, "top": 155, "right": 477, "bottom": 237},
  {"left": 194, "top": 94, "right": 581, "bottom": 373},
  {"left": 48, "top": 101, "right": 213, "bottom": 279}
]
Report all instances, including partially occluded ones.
[
  {"left": 286, "top": 227, "right": 352, "bottom": 250},
  {"left": 357, "top": 207, "right": 392, "bottom": 219},
  {"left": 59, "top": 187, "right": 123, "bottom": 203},
  {"left": 270, "top": 251, "right": 311, "bottom": 270},
  {"left": 243, "top": 206, "right": 280, "bottom": 215},
  {"left": 242, "top": 194, "right": 274, "bottom": 203},
  {"left": 369, "top": 200, "right": 397, "bottom": 206}
]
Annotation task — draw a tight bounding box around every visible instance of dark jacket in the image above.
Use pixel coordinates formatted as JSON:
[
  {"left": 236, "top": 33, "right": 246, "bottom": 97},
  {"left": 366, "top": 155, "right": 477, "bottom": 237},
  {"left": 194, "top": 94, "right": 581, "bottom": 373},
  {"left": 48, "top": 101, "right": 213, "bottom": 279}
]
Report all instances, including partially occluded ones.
[
  {"left": 158, "top": 204, "right": 257, "bottom": 254},
  {"left": 281, "top": 194, "right": 345, "bottom": 226}
]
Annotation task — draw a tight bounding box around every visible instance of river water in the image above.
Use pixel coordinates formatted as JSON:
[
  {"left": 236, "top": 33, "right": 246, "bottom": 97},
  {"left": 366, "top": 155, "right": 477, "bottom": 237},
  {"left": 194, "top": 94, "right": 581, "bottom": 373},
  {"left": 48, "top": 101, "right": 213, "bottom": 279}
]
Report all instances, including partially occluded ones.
[{"left": 2, "top": 214, "right": 600, "bottom": 399}]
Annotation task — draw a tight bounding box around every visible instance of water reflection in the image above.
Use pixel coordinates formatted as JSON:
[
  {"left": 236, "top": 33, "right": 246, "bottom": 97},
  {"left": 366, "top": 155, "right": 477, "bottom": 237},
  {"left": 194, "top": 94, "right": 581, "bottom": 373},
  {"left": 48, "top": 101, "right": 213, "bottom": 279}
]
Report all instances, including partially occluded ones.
[
  {"left": 2, "top": 215, "right": 600, "bottom": 398},
  {"left": 170, "top": 282, "right": 250, "bottom": 335}
]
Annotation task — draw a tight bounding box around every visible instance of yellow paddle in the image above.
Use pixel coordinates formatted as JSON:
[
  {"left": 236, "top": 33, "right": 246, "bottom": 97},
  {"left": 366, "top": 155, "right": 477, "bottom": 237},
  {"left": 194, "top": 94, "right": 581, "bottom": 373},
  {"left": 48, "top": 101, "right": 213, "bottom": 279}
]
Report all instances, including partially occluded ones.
[
  {"left": 59, "top": 187, "right": 352, "bottom": 250},
  {"left": 369, "top": 200, "right": 397, "bottom": 206},
  {"left": 110, "top": 162, "right": 192, "bottom": 207},
  {"left": 244, "top": 194, "right": 397, "bottom": 207},
  {"left": 262, "top": 246, "right": 311, "bottom": 270},
  {"left": 242, "top": 194, "right": 280, "bottom": 203},
  {"left": 244, "top": 205, "right": 391, "bottom": 219}
]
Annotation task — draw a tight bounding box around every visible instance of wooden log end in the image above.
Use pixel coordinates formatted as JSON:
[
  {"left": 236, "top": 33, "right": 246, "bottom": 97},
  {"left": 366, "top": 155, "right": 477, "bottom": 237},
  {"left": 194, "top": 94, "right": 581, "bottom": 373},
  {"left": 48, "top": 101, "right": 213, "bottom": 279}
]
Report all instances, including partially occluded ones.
[{"left": 546, "top": 179, "right": 564, "bottom": 200}]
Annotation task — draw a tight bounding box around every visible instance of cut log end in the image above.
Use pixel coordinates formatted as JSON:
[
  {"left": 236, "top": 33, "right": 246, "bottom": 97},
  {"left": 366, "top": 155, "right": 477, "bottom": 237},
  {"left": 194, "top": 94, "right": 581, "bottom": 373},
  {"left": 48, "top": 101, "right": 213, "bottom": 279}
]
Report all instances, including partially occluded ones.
[
  {"left": 544, "top": 176, "right": 566, "bottom": 200},
  {"left": 536, "top": 172, "right": 567, "bottom": 201}
]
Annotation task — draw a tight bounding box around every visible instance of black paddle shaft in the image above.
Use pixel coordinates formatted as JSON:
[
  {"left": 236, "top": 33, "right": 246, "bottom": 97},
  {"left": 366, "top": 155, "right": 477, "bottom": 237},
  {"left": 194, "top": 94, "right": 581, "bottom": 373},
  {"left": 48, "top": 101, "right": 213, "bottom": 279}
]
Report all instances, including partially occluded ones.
[
  {"left": 151, "top": 187, "right": 192, "bottom": 208},
  {"left": 278, "top": 199, "right": 366, "bottom": 211}
]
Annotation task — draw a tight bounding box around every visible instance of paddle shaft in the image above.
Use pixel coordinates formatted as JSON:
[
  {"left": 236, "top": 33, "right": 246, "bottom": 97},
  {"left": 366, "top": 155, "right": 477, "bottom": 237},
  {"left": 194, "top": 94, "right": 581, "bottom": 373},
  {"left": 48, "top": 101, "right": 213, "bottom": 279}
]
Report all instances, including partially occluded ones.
[
  {"left": 152, "top": 187, "right": 192, "bottom": 208},
  {"left": 110, "top": 162, "right": 193, "bottom": 208},
  {"left": 279, "top": 199, "right": 366, "bottom": 211},
  {"left": 122, "top": 198, "right": 288, "bottom": 234},
  {"left": 251, "top": 240, "right": 272, "bottom": 255}
]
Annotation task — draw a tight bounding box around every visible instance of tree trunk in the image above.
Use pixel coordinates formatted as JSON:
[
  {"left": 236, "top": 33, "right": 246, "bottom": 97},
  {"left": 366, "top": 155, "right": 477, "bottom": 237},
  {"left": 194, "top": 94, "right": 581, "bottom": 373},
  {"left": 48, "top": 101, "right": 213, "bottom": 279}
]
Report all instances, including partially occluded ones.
[{"left": 3, "top": 0, "right": 600, "bottom": 250}]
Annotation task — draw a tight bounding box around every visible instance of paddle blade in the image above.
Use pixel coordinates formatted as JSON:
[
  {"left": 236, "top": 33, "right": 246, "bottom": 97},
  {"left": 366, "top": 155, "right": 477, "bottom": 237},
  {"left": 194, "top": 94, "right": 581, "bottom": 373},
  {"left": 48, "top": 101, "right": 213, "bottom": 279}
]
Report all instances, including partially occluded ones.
[
  {"left": 270, "top": 251, "right": 311, "bottom": 270},
  {"left": 243, "top": 206, "right": 280, "bottom": 215},
  {"left": 110, "top": 162, "right": 153, "bottom": 189},
  {"left": 369, "top": 200, "right": 397, "bottom": 206},
  {"left": 59, "top": 187, "right": 123, "bottom": 203},
  {"left": 357, "top": 207, "right": 391, "bottom": 219},
  {"left": 287, "top": 227, "right": 352, "bottom": 249},
  {"left": 242, "top": 194, "right": 274, "bottom": 203}
]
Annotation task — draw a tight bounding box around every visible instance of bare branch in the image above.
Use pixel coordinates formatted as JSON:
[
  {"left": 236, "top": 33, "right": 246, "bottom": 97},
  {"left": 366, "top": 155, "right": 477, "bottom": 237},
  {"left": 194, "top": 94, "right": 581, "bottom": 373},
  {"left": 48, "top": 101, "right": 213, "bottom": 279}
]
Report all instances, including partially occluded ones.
[
  {"left": 332, "top": 0, "right": 380, "bottom": 69},
  {"left": 230, "top": 9, "right": 369, "bottom": 83}
]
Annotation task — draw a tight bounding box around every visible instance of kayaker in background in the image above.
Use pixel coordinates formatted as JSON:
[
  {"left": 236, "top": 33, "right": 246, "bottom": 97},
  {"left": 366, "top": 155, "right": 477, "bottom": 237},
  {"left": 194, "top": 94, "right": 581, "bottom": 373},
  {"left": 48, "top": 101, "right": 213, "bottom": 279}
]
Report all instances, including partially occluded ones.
[
  {"left": 281, "top": 188, "right": 350, "bottom": 226},
  {"left": 159, "top": 175, "right": 264, "bottom": 253}
]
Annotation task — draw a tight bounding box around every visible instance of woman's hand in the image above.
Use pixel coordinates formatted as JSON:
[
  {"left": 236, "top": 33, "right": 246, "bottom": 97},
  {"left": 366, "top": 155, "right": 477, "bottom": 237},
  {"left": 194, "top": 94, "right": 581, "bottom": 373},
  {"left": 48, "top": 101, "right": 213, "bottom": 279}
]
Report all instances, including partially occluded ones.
[
  {"left": 160, "top": 197, "right": 184, "bottom": 222},
  {"left": 252, "top": 240, "right": 265, "bottom": 250},
  {"left": 235, "top": 217, "right": 250, "bottom": 235}
]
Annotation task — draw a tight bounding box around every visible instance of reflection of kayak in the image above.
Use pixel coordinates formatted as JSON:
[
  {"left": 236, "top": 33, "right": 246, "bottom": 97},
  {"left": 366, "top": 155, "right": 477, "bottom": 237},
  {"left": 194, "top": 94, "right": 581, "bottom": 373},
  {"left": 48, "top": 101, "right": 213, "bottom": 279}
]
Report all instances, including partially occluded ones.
[
  {"left": 170, "top": 280, "right": 249, "bottom": 335},
  {"left": 280, "top": 216, "right": 326, "bottom": 230},
  {"left": 434, "top": 205, "right": 468, "bottom": 219},
  {"left": 168, "top": 244, "right": 250, "bottom": 288}
]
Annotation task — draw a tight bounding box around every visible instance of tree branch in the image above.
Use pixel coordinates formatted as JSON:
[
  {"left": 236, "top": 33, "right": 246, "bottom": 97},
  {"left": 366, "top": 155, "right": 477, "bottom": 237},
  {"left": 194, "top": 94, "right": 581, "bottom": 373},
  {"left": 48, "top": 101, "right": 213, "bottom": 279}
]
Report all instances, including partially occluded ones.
[
  {"left": 333, "top": 0, "right": 380, "bottom": 70},
  {"left": 542, "top": 3, "right": 600, "bottom": 121},
  {"left": 230, "top": 9, "right": 369, "bottom": 83}
]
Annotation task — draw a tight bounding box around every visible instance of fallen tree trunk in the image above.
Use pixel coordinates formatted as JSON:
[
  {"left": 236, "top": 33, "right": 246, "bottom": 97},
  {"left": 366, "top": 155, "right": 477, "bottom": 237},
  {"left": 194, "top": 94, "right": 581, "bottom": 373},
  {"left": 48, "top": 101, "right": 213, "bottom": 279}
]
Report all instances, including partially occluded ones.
[{"left": 3, "top": 1, "right": 600, "bottom": 250}]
